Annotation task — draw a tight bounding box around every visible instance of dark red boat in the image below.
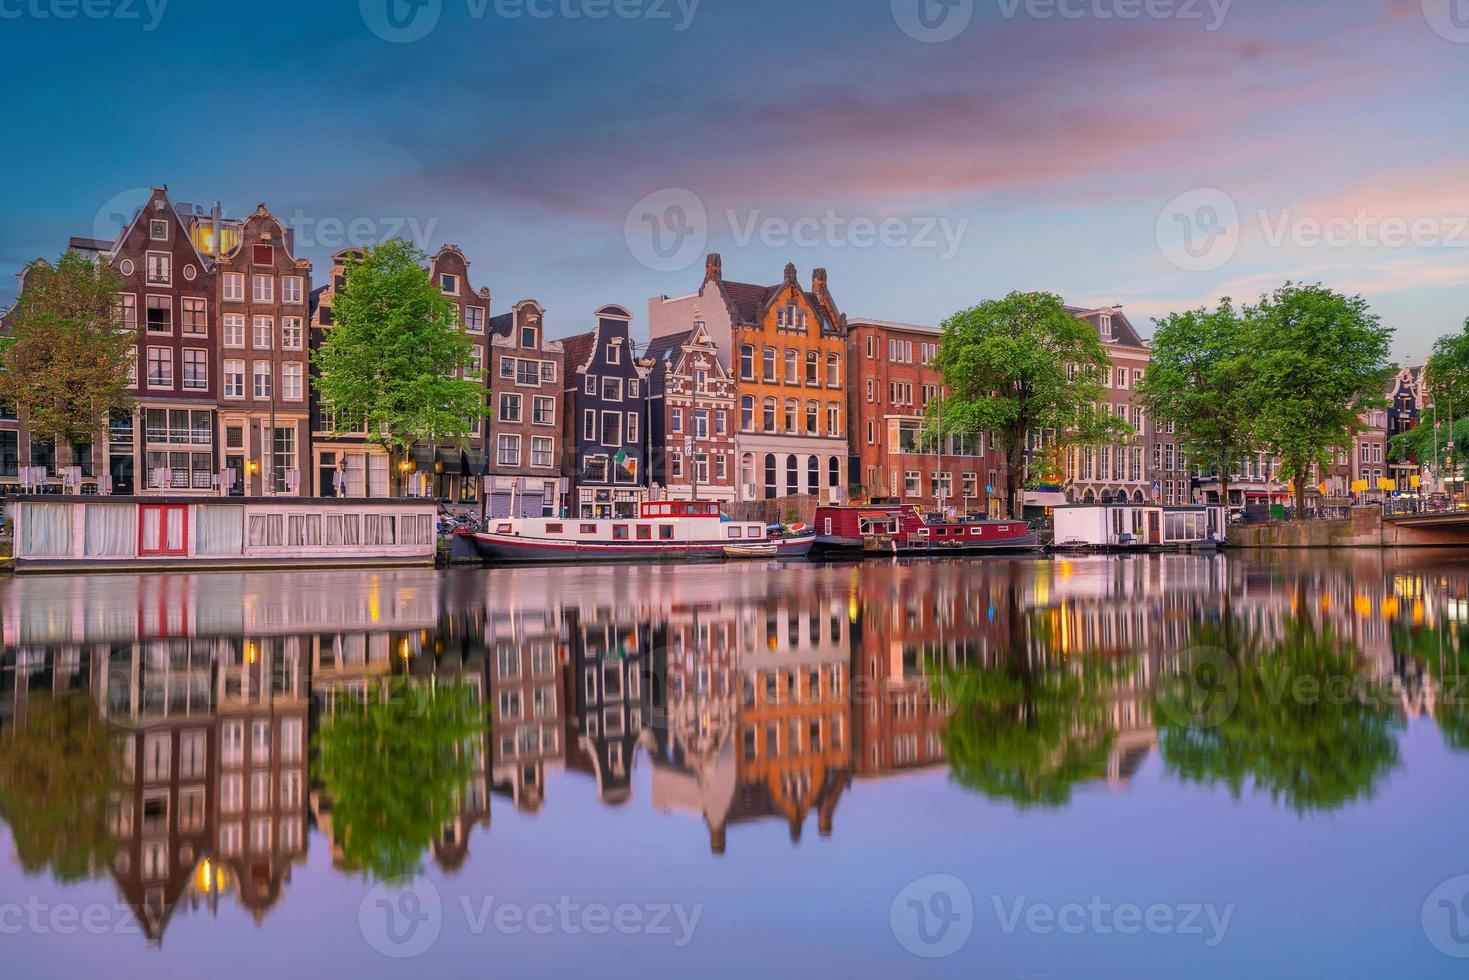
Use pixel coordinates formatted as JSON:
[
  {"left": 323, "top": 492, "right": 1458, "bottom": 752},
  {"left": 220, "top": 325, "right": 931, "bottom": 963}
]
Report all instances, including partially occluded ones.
[{"left": 813, "top": 504, "right": 1039, "bottom": 556}]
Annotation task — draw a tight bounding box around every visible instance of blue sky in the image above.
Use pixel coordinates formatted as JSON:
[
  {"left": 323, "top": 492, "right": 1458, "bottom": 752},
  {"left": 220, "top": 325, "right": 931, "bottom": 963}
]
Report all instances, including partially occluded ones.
[{"left": 1, "top": 0, "right": 1466, "bottom": 361}]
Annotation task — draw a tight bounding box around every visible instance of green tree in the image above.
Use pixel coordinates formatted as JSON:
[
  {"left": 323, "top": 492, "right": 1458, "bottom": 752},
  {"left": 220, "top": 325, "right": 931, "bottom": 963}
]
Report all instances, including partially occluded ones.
[
  {"left": 1243, "top": 283, "right": 1394, "bottom": 519},
  {"left": 312, "top": 239, "right": 486, "bottom": 494},
  {"left": 1390, "top": 319, "right": 1469, "bottom": 480},
  {"left": 1137, "top": 299, "right": 1256, "bottom": 507},
  {"left": 0, "top": 693, "right": 118, "bottom": 881},
  {"left": 313, "top": 678, "right": 487, "bottom": 881},
  {"left": 0, "top": 250, "right": 134, "bottom": 452},
  {"left": 1155, "top": 621, "right": 1403, "bottom": 814},
  {"left": 930, "top": 292, "right": 1129, "bottom": 517}
]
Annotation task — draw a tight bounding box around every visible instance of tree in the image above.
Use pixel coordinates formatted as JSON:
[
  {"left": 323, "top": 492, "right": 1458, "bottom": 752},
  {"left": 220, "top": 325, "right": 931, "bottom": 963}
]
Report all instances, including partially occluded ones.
[
  {"left": 1390, "top": 319, "right": 1469, "bottom": 481},
  {"left": 0, "top": 693, "right": 118, "bottom": 881},
  {"left": 1242, "top": 283, "right": 1394, "bottom": 519},
  {"left": 0, "top": 250, "right": 134, "bottom": 452},
  {"left": 312, "top": 239, "right": 486, "bottom": 494},
  {"left": 313, "top": 677, "right": 487, "bottom": 881},
  {"left": 930, "top": 292, "right": 1129, "bottom": 518},
  {"left": 1137, "top": 299, "right": 1256, "bottom": 507}
]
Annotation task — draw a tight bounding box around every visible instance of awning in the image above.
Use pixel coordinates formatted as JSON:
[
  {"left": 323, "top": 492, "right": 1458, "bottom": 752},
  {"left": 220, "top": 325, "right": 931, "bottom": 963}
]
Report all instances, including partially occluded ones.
[{"left": 409, "top": 446, "right": 486, "bottom": 476}]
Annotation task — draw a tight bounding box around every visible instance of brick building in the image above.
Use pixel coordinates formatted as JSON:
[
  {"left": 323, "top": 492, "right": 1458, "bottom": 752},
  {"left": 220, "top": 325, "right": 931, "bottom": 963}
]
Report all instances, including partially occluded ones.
[
  {"left": 1063, "top": 305, "right": 1155, "bottom": 504},
  {"left": 645, "top": 321, "right": 738, "bottom": 504},
  {"left": 845, "top": 316, "right": 1003, "bottom": 513},
  {"left": 486, "top": 299, "right": 565, "bottom": 517},
  {"left": 561, "top": 305, "right": 649, "bottom": 518},
  {"left": 416, "top": 244, "right": 491, "bottom": 503}
]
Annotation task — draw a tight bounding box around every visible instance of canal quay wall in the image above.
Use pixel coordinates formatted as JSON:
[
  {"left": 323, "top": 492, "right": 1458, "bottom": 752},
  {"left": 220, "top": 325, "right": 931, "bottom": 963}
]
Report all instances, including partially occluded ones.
[{"left": 1229, "top": 508, "right": 1469, "bottom": 548}]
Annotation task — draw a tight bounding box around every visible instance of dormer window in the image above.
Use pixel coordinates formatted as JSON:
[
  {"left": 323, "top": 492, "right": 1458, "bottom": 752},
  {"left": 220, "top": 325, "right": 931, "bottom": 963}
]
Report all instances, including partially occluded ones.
[
  {"left": 150, "top": 219, "right": 168, "bottom": 241},
  {"left": 440, "top": 273, "right": 458, "bottom": 294},
  {"left": 607, "top": 343, "right": 621, "bottom": 364},
  {"left": 521, "top": 325, "right": 537, "bottom": 348},
  {"left": 253, "top": 244, "right": 274, "bottom": 266},
  {"left": 1100, "top": 314, "right": 1113, "bottom": 341}
]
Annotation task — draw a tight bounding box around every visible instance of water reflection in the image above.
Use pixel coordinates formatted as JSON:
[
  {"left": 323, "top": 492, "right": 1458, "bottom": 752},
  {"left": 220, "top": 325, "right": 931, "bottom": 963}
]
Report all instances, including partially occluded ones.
[{"left": 0, "top": 555, "right": 1465, "bottom": 946}]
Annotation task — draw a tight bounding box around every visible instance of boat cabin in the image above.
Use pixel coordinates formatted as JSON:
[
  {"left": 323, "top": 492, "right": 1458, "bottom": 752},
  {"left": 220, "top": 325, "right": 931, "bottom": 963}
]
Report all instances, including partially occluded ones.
[
  {"left": 641, "top": 500, "right": 722, "bottom": 519},
  {"left": 1053, "top": 502, "right": 1225, "bottom": 550}
]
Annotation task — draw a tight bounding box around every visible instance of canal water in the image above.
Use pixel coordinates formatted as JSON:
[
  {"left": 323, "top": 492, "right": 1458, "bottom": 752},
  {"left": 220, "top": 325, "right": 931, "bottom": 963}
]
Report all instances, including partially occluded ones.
[{"left": 1, "top": 554, "right": 1467, "bottom": 978}]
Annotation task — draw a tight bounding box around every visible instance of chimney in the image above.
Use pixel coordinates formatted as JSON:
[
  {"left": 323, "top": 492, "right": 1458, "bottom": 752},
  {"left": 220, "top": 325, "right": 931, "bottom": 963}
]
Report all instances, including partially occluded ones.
[
  {"left": 812, "top": 267, "right": 827, "bottom": 292},
  {"left": 704, "top": 253, "right": 722, "bottom": 282},
  {"left": 783, "top": 262, "right": 797, "bottom": 286}
]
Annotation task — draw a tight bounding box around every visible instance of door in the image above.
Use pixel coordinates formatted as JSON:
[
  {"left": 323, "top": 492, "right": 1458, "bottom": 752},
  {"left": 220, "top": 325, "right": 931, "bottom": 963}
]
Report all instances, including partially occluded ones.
[
  {"left": 139, "top": 504, "right": 189, "bottom": 557},
  {"left": 226, "top": 455, "right": 245, "bottom": 497},
  {"left": 1147, "top": 512, "right": 1161, "bottom": 545}
]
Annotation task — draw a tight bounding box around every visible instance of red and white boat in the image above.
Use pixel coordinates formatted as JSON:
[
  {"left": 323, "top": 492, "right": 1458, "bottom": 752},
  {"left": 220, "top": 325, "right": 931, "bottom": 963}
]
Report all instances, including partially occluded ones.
[
  {"left": 464, "top": 500, "right": 816, "bottom": 563},
  {"left": 814, "top": 503, "right": 1038, "bottom": 556}
]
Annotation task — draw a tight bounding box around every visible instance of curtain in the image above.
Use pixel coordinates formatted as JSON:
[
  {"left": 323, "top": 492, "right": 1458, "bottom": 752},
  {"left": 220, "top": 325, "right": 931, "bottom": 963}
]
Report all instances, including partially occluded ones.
[
  {"left": 326, "top": 514, "right": 342, "bottom": 546},
  {"left": 342, "top": 514, "right": 361, "bottom": 545},
  {"left": 165, "top": 508, "right": 184, "bottom": 552},
  {"left": 247, "top": 514, "right": 268, "bottom": 547},
  {"left": 197, "top": 506, "right": 244, "bottom": 557},
  {"left": 84, "top": 503, "right": 134, "bottom": 557},
  {"left": 140, "top": 507, "right": 161, "bottom": 552},
  {"left": 21, "top": 502, "right": 74, "bottom": 557}
]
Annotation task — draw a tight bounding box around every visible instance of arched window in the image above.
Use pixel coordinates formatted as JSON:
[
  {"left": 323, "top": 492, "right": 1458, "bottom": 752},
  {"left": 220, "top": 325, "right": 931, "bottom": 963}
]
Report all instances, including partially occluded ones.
[
  {"left": 740, "top": 395, "right": 754, "bottom": 432},
  {"left": 786, "top": 455, "right": 799, "bottom": 497},
  {"left": 740, "top": 345, "right": 754, "bottom": 381},
  {"left": 784, "top": 399, "right": 797, "bottom": 432},
  {"left": 784, "top": 349, "right": 798, "bottom": 384},
  {"left": 806, "top": 455, "right": 819, "bottom": 494},
  {"left": 764, "top": 454, "right": 778, "bottom": 499},
  {"left": 826, "top": 402, "right": 840, "bottom": 436},
  {"left": 805, "top": 401, "right": 818, "bottom": 435},
  {"left": 805, "top": 350, "right": 819, "bottom": 385},
  {"left": 742, "top": 453, "right": 756, "bottom": 491},
  {"left": 828, "top": 456, "right": 841, "bottom": 488},
  {"left": 762, "top": 347, "right": 776, "bottom": 381},
  {"left": 762, "top": 397, "right": 777, "bottom": 432},
  {"left": 826, "top": 352, "right": 839, "bottom": 387}
]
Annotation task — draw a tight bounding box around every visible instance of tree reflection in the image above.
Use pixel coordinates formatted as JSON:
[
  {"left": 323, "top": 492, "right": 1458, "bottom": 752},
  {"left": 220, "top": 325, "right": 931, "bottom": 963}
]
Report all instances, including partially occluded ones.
[
  {"left": 1155, "top": 620, "right": 1403, "bottom": 815},
  {"left": 313, "top": 678, "right": 487, "bottom": 881},
  {"left": 0, "top": 692, "right": 117, "bottom": 881},
  {"left": 1392, "top": 622, "right": 1469, "bottom": 754}
]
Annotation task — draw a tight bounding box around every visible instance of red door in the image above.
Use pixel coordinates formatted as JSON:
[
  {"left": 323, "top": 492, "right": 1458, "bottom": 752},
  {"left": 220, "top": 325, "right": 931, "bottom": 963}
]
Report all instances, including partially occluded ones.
[
  {"left": 139, "top": 505, "right": 189, "bottom": 557},
  {"left": 1147, "top": 512, "right": 1161, "bottom": 545}
]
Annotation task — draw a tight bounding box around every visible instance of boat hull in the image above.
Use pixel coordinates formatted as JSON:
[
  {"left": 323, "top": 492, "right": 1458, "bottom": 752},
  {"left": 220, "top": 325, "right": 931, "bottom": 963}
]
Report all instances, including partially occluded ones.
[
  {"left": 463, "top": 532, "right": 730, "bottom": 563},
  {"left": 723, "top": 534, "right": 817, "bottom": 559}
]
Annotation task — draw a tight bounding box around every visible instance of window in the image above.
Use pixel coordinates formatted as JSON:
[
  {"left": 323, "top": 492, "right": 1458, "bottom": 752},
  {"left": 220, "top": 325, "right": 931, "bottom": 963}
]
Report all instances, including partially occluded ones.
[
  {"left": 146, "top": 251, "right": 171, "bottom": 285},
  {"left": 533, "top": 396, "right": 555, "bottom": 425},
  {"left": 464, "top": 306, "right": 484, "bottom": 333},
  {"left": 600, "top": 411, "right": 624, "bottom": 446},
  {"left": 282, "top": 276, "right": 304, "bottom": 304},
  {"left": 532, "top": 436, "right": 553, "bottom": 467},
  {"left": 628, "top": 378, "right": 639, "bottom": 398},
  {"left": 146, "top": 295, "right": 171, "bottom": 332},
  {"left": 440, "top": 273, "right": 458, "bottom": 294},
  {"left": 283, "top": 363, "right": 303, "bottom": 400},
  {"left": 584, "top": 409, "right": 596, "bottom": 441},
  {"left": 224, "top": 360, "right": 244, "bottom": 398},
  {"left": 694, "top": 411, "right": 708, "bottom": 439},
  {"left": 827, "top": 353, "right": 840, "bottom": 387},
  {"left": 116, "top": 293, "right": 138, "bottom": 331},
  {"left": 146, "top": 347, "right": 172, "bottom": 387},
  {"left": 182, "top": 348, "right": 208, "bottom": 390},
  {"left": 763, "top": 397, "right": 776, "bottom": 432},
  {"left": 741, "top": 396, "right": 754, "bottom": 432},
  {"left": 602, "top": 377, "right": 623, "bottom": 401},
  {"left": 806, "top": 350, "right": 819, "bottom": 385},
  {"left": 224, "top": 313, "right": 245, "bottom": 347},
  {"left": 499, "top": 393, "right": 522, "bottom": 422},
  {"left": 498, "top": 434, "right": 520, "bottom": 467},
  {"left": 607, "top": 342, "right": 621, "bottom": 364},
  {"left": 253, "top": 316, "right": 273, "bottom": 349},
  {"left": 150, "top": 218, "right": 168, "bottom": 240},
  {"left": 627, "top": 413, "right": 638, "bottom": 444},
  {"left": 785, "top": 349, "right": 798, "bottom": 383},
  {"left": 520, "top": 324, "right": 536, "bottom": 347},
  {"left": 715, "top": 410, "right": 727, "bottom": 435},
  {"left": 740, "top": 345, "right": 754, "bottom": 380},
  {"left": 253, "top": 243, "right": 275, "bottom": 266},
  {"left": 827, "top": 403, "right": 841, "bottom": 436},
  {"left": 763, "top": 347, "right": 777, "bottom": 381},
  {"left": 281, "top": 317, "right": 303, "bottom": 350},
  {"left": 585, "top": 374, "right": 596, "bottom": 395},
  {"left": 181, "top": 297, "right": 207, "bottom": 335},
  {"left": 253, "top": 362, "right": 272, "bottom": 399},
  {"left": 671, "top": 407, "right": 683, "bottom": 433},
  {"left": 223, "top": 272, "right": 245, "bottom": 301},
  {"left": 252, "top": 275, "right": 274, "bottom": 303}
]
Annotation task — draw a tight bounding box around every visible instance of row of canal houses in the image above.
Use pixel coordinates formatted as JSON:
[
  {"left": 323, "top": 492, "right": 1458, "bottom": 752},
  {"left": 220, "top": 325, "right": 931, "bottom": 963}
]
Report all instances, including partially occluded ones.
[
  {"left": 0, "top": 186, "right": 1013, "bottom": 518},
  {"left": 0, "top": 184, "right": 1428, "bottom": 516}
]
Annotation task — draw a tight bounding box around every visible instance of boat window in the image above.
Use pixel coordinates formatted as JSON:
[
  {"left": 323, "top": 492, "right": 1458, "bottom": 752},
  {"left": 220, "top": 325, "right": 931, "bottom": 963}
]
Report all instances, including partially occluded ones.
[
  {"left": 613, "top": 525, "right": 629, "bottom": 540},
  {"left": 751, "top": 526, "right": 764, "bottom": 538},
  {"left": 581, "top": 524, "right": 597, "bottom": 534},
  {"left": 546, "top": 523, "right": 564, "bottom": 534},
  {"left": 728, "top": 527, "right": 743, "bottom": 539},
  {"left": 659, "top": 525, "right": 674, "bottom": 540},
  {"left": 636, "top": 525, "right": 653, "bottom": 540},
  {"left": 971, "top": 527, "right": 982, "bottom": 535}
]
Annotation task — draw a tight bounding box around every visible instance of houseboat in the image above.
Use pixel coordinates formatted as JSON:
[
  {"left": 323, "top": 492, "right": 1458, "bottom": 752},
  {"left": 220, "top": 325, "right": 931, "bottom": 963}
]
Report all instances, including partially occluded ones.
[
  {"left": 1051, "top": 502, "right": 1226, "bottom": 552},
  {"left": 463, "top": 500, "right": 816, "bottom": 563},
  {"left": 812, "top": 504, "right": 1039, "bottom": 556}
]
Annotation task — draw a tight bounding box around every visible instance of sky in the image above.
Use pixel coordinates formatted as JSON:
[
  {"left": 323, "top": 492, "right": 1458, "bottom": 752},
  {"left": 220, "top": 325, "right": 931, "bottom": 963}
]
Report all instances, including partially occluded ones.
[{"left": 0, "top": 0, "right": 1466, "bottom": 363}]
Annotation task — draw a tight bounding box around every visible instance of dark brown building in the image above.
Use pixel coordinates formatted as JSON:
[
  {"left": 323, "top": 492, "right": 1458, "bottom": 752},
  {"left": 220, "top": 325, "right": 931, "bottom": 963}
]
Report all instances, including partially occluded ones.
[{"left": 486, "top": 299, "right": 565, "bottom": 516}]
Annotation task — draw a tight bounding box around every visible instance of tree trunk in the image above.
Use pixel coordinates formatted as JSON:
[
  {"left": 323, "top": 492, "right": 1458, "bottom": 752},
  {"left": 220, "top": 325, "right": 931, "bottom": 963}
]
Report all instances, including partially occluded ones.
[
  {"left": 1005, "top": 434, "right": 1026, "bottom": 520},
  {"left": 1293, "top": 461, "right": 1308, "bottom": 521}
]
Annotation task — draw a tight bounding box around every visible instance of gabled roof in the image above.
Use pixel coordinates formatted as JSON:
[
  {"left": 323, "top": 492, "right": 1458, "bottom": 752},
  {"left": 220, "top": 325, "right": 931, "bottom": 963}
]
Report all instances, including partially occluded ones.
[
  {"left": 487, "top": 312, "right": 514, "bottom": 338},
  {"left": 644, "top": 330, "right": 692, "bottom": 365},
  {"left": 1066, "top": 304, "right": 1148, "bottom": 350},
  {"left": 560, "top": 329, "right": 597, "bottom": 375}
]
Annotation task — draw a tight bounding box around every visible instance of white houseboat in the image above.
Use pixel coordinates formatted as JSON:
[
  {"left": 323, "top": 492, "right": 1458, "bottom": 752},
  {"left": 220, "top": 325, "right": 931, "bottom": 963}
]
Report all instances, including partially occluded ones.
[
  {"left": 464, "top": 500, "right": 816, "bottom": 562},
  {"left": 1052, "top": 502, "right": 1226, "bottom": 552}
]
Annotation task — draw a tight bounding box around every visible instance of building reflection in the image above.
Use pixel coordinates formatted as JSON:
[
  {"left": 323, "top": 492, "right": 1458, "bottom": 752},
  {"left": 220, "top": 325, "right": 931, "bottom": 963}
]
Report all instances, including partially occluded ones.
[{"left": 0, "top": 555, "right": 1467, "bottom": 943}]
